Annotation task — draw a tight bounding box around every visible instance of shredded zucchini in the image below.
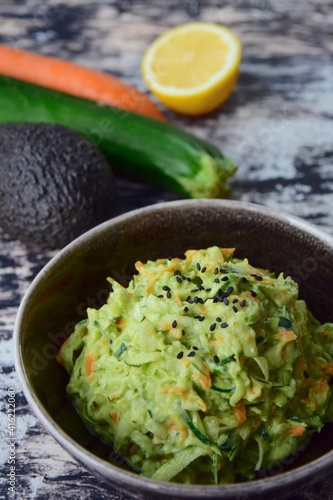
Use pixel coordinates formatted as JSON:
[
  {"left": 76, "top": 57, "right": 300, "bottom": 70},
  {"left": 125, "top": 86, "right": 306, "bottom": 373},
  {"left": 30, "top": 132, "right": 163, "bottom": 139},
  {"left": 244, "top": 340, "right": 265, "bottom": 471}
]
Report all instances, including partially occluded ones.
[{"left": 58, "top": 246, "right": 333, "bottom": 484}]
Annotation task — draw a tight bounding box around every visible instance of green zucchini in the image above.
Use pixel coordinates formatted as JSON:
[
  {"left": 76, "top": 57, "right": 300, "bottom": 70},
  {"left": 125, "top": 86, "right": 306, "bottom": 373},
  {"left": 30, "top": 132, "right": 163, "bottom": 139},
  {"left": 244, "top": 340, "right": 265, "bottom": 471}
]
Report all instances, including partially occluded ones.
[
  {"left": 0, "top": 75, "right": 237, "bottom": 198},
  {"left": 182, "top": 411, "right": 210, "bottom": 444}
]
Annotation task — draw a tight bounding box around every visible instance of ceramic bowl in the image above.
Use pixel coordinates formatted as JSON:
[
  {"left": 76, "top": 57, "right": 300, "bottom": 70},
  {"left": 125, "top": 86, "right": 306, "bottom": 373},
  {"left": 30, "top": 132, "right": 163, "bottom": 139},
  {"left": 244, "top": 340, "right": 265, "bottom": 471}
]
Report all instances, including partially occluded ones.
[{"left": 14, "top": 199, "right": 333, "bottom": 499}]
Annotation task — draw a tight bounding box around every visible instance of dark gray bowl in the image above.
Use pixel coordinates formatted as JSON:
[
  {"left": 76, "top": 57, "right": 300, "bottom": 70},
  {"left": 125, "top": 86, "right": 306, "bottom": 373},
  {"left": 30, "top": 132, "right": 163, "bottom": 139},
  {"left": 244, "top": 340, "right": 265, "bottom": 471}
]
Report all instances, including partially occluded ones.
[{"left": 14, "top": 199, "right": 333, "bottom": 500}]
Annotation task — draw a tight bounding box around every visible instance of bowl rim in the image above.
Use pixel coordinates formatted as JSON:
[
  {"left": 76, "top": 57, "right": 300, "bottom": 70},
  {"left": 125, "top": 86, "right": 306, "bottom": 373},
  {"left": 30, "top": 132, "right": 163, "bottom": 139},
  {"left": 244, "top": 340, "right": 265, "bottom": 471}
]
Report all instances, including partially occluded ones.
[{"left": 14, "top": 199, "right": 333, "bottom": 498}]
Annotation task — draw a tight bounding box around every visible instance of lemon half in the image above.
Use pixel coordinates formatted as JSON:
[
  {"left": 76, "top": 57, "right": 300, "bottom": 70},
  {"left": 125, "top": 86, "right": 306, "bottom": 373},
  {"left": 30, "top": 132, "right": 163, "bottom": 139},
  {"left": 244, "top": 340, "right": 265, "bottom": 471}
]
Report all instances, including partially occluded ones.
[{"left": 141, "top": 22, "right": 242, "bottom": 115}]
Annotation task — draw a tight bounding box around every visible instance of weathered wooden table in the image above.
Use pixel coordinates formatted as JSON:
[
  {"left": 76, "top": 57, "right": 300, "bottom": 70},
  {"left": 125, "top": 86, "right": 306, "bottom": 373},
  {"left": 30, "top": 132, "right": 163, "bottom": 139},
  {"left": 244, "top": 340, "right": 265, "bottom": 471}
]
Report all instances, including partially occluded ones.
[{"left": 1, "top": 1, "right": 333, "bottom": 499}]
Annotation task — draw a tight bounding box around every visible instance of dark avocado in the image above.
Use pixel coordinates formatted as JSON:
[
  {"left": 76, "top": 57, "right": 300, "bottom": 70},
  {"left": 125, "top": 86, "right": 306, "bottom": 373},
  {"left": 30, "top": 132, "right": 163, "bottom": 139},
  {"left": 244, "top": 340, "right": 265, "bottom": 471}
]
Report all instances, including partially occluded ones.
[{"left": 0, "top": 123, "right": 117, "bottom": 249}]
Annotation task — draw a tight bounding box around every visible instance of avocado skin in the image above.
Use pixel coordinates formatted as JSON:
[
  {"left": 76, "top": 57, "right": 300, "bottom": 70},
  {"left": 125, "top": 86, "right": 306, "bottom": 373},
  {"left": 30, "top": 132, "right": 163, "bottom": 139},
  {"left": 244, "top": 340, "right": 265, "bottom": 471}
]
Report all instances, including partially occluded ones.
[{"left": 0, "top": 123, "right": 117, "bottom": 249}]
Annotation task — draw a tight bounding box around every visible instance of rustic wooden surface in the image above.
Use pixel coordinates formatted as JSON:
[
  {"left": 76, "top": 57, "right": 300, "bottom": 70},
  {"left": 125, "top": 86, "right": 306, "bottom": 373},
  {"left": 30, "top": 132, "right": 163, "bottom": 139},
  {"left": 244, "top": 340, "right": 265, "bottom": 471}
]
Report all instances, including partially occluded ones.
[{"left": 1, "top": 0, "right": 333, "bottom": 499}]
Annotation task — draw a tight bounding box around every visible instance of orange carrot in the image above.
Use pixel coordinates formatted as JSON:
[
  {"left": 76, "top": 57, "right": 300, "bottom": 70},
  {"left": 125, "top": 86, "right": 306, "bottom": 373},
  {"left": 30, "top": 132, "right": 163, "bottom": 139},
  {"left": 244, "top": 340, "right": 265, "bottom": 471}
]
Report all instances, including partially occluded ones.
[
  {"left": 323, "top": 363, "right": 333, "bottom": 376},
  {"left": 0, "top": 44, "right": 165, "bottom": 121},
  {"left": 85, "top": 350, "right": 96, "bottom": 376},
  {"left": 288, "top": 426, "right": 306, "bottom": 437},
  {"left": 161, "top": 386, "right": 187, "bottom": 396},
  {"left": 234, "top": 402, "right": 247, "bottom": 423}
]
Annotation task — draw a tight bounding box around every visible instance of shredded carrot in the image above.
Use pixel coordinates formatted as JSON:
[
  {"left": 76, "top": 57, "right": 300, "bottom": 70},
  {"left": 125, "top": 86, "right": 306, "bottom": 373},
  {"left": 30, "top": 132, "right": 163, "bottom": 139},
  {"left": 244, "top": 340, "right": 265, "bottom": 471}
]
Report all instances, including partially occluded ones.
[
  {"left": 0, "top": 44, "right": 166, "bottom": 121},
  {"left": 85, "top": 350, "right": 97, "bottom": 376},
  {"left": 234, "top": 402, "right": 247, "bottom": 423},
  {"left": 134, "top": 261, "right": 144, "bottom": 272},
  {"left": 194, "top": 363, "right": 212, "bottom": 390},
  {"left": 315, "top": 377, "right": 329, "bottom": 394},
  {"left": 111, "top": 412, "right": 118, "bottom": 425},
  {"left": 197, "top": 373, "right": 212, "bottom": 391},
  {"left": 275, "top": 330, "right": 297, "bottom": 343},
  {"left": 323, "top": 363, "right": 333, "bottom": 376},
  {"left": 221, "top": 248, "right": 235, "bottom": 257},
  {"left": 161, "top": 386, "right": 187, "bottom": 397},
  {"left": 288, "top": 426, "right": 306, "bottom": 437}
]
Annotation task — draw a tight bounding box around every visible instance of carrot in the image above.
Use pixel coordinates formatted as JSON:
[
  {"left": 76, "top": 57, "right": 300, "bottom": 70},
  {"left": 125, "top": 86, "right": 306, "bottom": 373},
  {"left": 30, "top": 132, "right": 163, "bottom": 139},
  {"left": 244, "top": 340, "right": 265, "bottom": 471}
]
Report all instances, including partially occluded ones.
[
  {"left": 234, "top": 402, "right": 247, "bottom": 423},
  {"left": 85, "top": 350, "right": 96, "bottom": 376},
  {"left": 161, "top": 386, "right": 187, "bottom": 396},
  {"left": 288, "top": 426, "right": 306, "bottom": 437},
  {"left": 275, "top": 330, "right": 297, "bottom": 343},
  {"left": 323, "top": 363, "right": 333, "bottom": 376},
  {"left": 0, "top": 44, "right": 165, "bottom": 121}
]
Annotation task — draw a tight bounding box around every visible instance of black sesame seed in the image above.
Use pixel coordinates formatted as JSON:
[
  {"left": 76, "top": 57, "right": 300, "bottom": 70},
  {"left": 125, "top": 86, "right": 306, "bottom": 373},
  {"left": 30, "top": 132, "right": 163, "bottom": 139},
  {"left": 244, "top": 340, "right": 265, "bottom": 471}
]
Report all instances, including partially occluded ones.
[
  {"left": 226, "top": 286, "right": 234, "bottom": 295},
  {"left": 166, "top": 291, "right": 171, "bottom": 298},
  {"left": 221, "top": 276, "right": 229, "bottom": 282},
  {"left": 194, "top": 296, "right": 204, "bottom": 304},
  {"left": 240, "top": 300, "right": 246, "bottom": 307},
  {"left": 256, "top": 336, "right": 264, "bottom": 343},
  {"left": 198, "top": 285, "right": 205, "bottom": 291},
  {"left": 194, "top": 315, "right": 205, "bottom": 321},
  {"left": 176, "top": 276, "right": 182, "bottom": 284},
  {"left": 191, "top": 288, "right": 199, "bottom": 293},
  {"left": 251, "top": 291, "right": 257, "bottom": 297},
  {"left": 192, "top": 346, "right": 198, "bottom": 350},
  {"left": 184, "top": 306, "right": 189, "bottom": 312},
  {"left": 206, "top": 288, "right": 212, "bottom": 292},
  {"left": 220, "top": 269, "right": 228, "bottom": 274},
  {"left": 172, "top": 320, "right": 177, "bottom": 328},
  {"left": 233, "top": 298, "right": 239, "bottom": 304},
  {"left": 304, "top": 370, "right": 310, "bottom": 379},
  {"left": 162, "top": 285, "right": 171, "bottom": 291},
  {"left": 223, "top": 298, "right": 229, "bottom": 306},
  {"left": 232, "top": 305, "right": 238, "bottom": 313},
  {"left": 216, "top": 317, "right": 221, "bottom": 322},
  {"left": 158, "top": 294, "right": 164, "bottom": 298},
  {"left": 213, "top": 355, "right": 220, "bottom": 363},
  {"left": 182, "top": 329, "right": 186, "bottom": 335},
  {"left": 201, "top": 267, "right": 207, "bottom": 273},
  {"left": 188, "top": 351, "right": 195, "bottom": 357},
  {"left": 187, "top": 277, "right": 192, "bottom": 282},
  {"left": 214, "top": 278, "right": 220, "bottom": 283},
  {"left": 220, "top": 322, "right": 228, "bottom": 328},
  {"left": 241, "top": 277, "right": 248, "bottom": 283},
  {"left": 210, "top": 323, "right": 216, "bottom": 331},
  {"left": 214, "top": 267, "right": 219, "bottom": 275},
  {"left": 182, "top": 275, "right": 187, "bottom": 281},
  {"left": 196, "top": 263, "right": 201, "bottom": 271},
  {"left": 250, "top": 274, "right": 263, "bottom": 281},
  {"left": 175, "top": 270, "right": 181, "bottom": 276},
  {"left": 177, "top": 351, "right": 184, "bottom": 359}
]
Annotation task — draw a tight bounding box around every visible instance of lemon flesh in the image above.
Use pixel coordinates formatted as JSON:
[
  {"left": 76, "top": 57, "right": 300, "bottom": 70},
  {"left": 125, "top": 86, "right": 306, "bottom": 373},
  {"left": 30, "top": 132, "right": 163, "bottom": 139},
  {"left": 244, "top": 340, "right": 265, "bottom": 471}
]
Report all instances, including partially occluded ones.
[{"left": 141, "top": 22, "right": 242, "bottom": 115}]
